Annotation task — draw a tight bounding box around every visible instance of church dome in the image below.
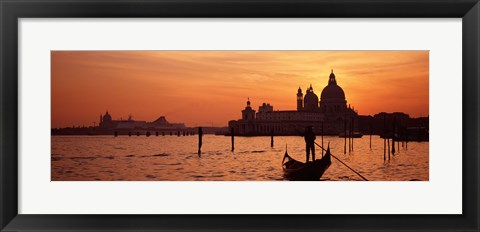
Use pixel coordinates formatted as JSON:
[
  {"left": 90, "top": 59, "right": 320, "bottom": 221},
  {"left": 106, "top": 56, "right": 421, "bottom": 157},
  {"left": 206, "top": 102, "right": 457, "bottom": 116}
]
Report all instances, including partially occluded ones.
[
  {"left": 304, "top": 84, "right": 319, "bottom": 111},
  {"left": 304, "top": 90, "right": 319, "bottom": 103},
  {"left": 321, "top": 84, "right": 345, "bottom": 100},
  {"left": 321, "top": 70, "right": 346, "bottom": 100},
  {"left": 103, "top": 111, "right": 112, "bottom": 122}
]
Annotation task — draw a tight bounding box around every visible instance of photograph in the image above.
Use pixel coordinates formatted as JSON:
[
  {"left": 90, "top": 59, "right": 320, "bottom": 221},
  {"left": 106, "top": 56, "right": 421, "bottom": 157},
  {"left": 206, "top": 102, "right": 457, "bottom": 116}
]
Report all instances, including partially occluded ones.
[{"left": 51, "top": 51, "right": 429, "bottom": 181}]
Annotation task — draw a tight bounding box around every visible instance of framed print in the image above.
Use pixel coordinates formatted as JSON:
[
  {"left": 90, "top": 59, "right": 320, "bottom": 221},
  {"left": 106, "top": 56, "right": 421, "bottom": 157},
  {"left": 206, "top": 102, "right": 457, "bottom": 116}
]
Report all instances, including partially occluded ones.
[{"left": 1, "top": 0, "right": 479, "bottom": 231}]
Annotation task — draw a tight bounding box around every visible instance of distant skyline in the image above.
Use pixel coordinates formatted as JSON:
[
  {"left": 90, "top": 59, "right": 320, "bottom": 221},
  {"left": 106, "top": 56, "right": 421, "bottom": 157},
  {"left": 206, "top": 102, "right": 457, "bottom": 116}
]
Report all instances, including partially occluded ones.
[{"left": 51, "top": 51, "right": 429, "bottom": 128}]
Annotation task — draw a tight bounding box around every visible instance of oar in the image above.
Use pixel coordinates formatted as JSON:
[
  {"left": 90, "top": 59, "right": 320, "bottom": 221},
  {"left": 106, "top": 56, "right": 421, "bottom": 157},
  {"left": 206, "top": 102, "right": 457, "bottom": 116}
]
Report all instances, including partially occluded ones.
[{"left": 314, "top": 142, "right": 369, "bottom": 181}]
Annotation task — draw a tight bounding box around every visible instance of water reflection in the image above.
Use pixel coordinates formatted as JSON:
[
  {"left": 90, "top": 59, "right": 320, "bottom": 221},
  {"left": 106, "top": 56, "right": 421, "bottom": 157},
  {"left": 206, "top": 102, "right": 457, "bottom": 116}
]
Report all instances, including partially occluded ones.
[{"left": 51, "top": 135, "right": 428, "bottom": 181}]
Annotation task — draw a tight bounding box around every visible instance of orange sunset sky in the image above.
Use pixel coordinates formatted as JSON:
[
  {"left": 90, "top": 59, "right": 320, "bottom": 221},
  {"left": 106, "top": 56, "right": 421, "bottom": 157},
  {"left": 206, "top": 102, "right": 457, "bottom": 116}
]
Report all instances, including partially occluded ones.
[{"left": 51, "top": 51, "right": 429, "bottom": 128}]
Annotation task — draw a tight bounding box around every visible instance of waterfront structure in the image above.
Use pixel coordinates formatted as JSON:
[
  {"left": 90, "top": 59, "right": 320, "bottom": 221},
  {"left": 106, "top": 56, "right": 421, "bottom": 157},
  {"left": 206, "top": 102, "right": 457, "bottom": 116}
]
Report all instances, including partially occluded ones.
[
  {"left": 228, "top": 70, "right": 358, "bottom": 136},
  {"left": 357, "top": 112, "right": 429, "bottom": 141},
  {"left": 99, "top": 111, "right": 185, "bottom": 130}
]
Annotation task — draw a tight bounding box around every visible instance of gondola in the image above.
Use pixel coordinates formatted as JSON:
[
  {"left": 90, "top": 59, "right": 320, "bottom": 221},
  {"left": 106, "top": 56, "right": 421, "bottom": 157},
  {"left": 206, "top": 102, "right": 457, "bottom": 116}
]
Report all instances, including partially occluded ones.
[{"left": 282, "top": 146, "right": 332, "bottom": 181}]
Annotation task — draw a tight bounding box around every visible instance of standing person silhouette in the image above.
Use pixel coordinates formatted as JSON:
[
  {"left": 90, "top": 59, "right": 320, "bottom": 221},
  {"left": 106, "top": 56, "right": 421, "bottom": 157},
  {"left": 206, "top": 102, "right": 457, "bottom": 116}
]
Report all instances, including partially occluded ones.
[
  {"left": 304, "top": 126, "right": 316, "bottom": 162},
  {"left": 198, "top": 127, "right": 203, "bottom": 157}
]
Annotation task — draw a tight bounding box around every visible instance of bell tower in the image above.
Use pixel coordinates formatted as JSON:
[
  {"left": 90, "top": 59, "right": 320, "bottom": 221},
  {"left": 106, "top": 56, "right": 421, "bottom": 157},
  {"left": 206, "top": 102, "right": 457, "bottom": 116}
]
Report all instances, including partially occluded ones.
[
  {"left": 297, "top": 87, "right": 303, "bottom": 111},
  {"left": 242, "top": 98, "right": 256, "bottom": 121}
]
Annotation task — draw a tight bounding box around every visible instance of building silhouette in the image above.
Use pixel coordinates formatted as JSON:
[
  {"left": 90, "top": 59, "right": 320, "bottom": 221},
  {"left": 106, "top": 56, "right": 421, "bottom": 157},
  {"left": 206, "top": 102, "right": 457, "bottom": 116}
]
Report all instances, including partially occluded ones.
[
  {"left": 229, "top": 70, "right": 358, "bottom": 136},
  {"left": 99, "top": 111, "right": 185, "bottom": 130},
  {"left": 357, "top": 112, "right": 429, "bottom": 141}
]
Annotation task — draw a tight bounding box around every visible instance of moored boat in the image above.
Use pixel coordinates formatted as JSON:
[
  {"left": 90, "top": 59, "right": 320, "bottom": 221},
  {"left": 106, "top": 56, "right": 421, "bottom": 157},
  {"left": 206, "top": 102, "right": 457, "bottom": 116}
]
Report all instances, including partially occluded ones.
[{"left": 282, "top": 146, "right": 332, "bottom": 181}]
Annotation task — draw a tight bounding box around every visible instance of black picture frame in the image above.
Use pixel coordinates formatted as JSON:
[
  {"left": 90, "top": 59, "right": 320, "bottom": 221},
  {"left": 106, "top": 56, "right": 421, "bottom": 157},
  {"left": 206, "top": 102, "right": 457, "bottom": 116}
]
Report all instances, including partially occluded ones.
[{"left": 1, "top": 0, "right": 479, "bottom": 231}]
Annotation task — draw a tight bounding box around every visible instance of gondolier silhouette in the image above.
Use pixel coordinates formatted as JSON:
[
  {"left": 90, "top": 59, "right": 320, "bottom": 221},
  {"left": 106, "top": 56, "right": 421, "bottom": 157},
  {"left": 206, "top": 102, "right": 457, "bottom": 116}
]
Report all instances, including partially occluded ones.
[{"left": 304, "top": 126, "right": 316, "bottom": 162}]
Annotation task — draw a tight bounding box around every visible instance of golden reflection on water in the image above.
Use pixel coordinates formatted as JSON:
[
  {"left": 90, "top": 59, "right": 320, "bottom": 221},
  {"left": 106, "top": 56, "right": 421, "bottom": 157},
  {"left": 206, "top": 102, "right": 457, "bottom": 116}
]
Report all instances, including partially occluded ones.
[{"left": 51, "top": 135, "right": 428, "bottom": 181}]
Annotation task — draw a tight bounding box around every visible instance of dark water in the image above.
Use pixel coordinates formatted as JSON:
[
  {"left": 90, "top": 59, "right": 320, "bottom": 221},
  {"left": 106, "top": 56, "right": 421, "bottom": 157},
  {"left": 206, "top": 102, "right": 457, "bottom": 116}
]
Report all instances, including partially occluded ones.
[{"left": 51, "top": 135, "right": 428, "bottom": 181}]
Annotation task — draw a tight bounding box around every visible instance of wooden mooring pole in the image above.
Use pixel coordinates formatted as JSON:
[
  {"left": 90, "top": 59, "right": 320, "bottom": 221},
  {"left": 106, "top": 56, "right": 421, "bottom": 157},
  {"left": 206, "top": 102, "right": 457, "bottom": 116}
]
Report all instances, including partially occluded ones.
[
  {"left": 405, "top": 128, "right": 408, "bottom": 150},
  {"left": 387, "top": 138, "right": 391, "bottom": 160},
  {"left": 351, "top": 118, "right": 354, "bottom": 152},
  {"left": 231, "top": 127, "right": 235, "bottom": 152},
  {"left": 383, "top": 114, "right": 386, "bottom": 161},
  {"left": 392, "top": 117, "right": 396, "bottom": 155},
  {"left": 347, "top": 120, "right": 352, "bottom": 153},
  {"left": 198, "top": 127, "right": 203, "bottom": 157},
  {"left": 270, "top": 128, "right": 274, "bottom": 148}
]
